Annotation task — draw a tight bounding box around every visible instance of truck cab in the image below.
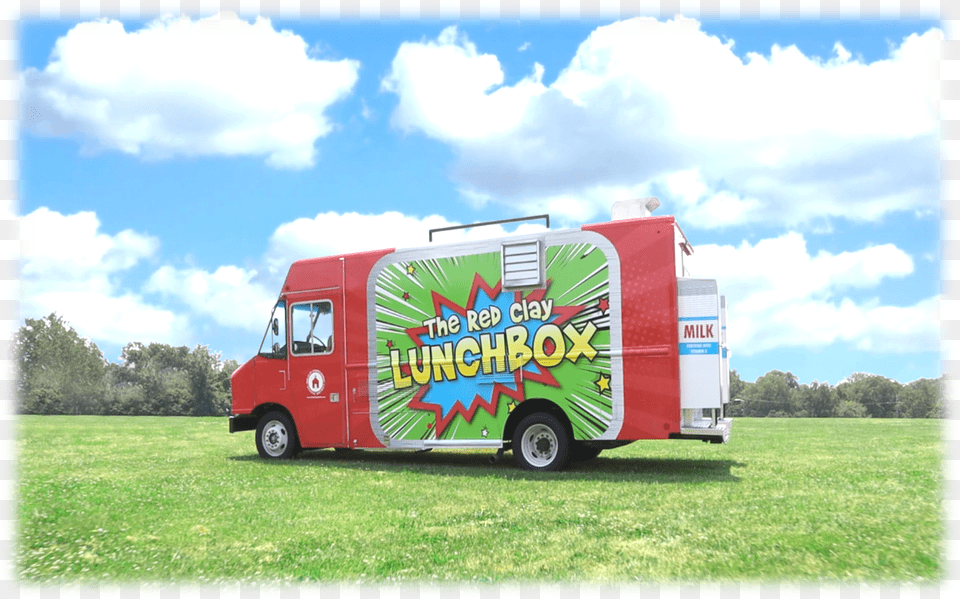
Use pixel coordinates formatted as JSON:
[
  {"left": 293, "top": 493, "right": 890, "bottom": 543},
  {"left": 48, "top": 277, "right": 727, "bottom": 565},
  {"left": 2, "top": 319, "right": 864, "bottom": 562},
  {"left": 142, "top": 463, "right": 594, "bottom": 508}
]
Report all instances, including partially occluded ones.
[{"left": 228, "top": 257, "right": 364, "bottom": 457}]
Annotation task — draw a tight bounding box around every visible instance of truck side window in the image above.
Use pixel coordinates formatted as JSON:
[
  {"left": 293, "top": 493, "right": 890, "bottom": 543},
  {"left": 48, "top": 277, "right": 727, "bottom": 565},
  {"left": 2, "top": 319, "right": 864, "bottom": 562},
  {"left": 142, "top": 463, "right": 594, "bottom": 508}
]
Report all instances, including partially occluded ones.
[
  {"left": 291, "top": 301, "right": 334, "bottom": 356},
  {"left": 258, "top": 300, "right": 287, "bottom": 359}
]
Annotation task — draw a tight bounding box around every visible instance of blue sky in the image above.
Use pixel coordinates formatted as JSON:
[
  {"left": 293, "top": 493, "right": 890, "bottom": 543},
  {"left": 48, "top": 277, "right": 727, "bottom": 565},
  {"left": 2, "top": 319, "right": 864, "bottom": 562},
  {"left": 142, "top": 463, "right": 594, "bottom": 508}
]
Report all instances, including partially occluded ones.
[{"left": 18, "top": 15, "right": 941, "bottom": 386}]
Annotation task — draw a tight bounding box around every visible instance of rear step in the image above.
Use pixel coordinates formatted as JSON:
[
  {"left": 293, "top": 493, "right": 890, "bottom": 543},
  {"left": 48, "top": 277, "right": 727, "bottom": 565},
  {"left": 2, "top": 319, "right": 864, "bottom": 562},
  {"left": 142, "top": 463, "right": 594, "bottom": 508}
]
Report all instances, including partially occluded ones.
[{"left": 669, "top": 410, "right": 733, "bottom": 444}]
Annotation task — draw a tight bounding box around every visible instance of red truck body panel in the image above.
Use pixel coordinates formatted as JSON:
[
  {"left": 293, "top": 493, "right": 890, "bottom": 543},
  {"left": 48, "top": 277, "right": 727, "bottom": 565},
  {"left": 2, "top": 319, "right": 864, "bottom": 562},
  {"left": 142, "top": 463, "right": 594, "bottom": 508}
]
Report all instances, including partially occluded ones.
[{"left": 583, "top": 217, "right": 681, "bottom": 440}]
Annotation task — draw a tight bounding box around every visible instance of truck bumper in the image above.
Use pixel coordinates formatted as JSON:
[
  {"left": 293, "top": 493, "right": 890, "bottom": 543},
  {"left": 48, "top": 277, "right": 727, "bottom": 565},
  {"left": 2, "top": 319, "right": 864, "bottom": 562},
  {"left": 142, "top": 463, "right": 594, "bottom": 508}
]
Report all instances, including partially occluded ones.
[
  {"left": 670, "top": 417, "right": 733, "bottom": 444},
  {"left": 229, "top": 414, "right": 257, "bottom": 434}
]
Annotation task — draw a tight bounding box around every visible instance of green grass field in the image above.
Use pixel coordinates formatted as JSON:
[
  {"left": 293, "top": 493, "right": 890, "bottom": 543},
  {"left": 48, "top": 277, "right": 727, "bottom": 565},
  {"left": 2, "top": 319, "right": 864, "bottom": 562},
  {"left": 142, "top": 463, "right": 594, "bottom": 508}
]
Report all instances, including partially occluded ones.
[{"left": 16, "top": 416, "right": 942, "bottom": 583}]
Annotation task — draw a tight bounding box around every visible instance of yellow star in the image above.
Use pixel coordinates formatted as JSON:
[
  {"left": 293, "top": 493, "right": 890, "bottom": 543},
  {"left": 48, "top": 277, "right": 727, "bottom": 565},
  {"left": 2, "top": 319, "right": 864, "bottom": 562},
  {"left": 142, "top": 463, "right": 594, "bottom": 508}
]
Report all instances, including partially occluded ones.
[
  {"left": 406, "top": 264, "right": 416, "bottom": 275},
  {"left": 595, "top": 374, "right": 611, "bottom": 394}
]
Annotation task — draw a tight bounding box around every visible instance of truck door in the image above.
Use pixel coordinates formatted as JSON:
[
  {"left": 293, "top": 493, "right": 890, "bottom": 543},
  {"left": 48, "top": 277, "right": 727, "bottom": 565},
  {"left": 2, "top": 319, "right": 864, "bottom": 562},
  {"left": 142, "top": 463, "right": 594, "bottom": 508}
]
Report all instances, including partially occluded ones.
[{"left": 287, "top": 293, "right": 347, "bottom": 447}]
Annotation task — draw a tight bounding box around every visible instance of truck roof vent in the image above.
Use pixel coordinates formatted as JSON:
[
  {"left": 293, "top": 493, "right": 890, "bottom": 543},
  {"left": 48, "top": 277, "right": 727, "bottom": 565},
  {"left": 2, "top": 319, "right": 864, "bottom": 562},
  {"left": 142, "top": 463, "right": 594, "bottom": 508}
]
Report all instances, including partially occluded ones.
[
  {"left": 502, "top": 240, "right": 543, "bottom": 289},
  {"left": 612, "top": 197, "right": 660, "bottom": 220}
]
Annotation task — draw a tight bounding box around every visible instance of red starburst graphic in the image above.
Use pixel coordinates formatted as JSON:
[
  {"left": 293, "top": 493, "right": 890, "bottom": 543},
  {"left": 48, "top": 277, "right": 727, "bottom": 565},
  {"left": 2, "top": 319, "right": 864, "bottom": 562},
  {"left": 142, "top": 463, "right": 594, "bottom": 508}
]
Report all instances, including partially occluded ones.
[{"left": 400, "top": 273, "right": 586, "bottom": 436}]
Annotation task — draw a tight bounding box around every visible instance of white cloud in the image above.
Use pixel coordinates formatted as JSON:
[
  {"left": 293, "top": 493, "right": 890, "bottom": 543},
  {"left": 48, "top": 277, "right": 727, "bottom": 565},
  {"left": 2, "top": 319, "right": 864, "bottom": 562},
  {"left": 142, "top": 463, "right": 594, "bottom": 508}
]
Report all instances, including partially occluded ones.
[
  {"left": 21, "top": 207, "right": 158, "bottom": 278},
  {"left": 381, "top": 25, "right": 546, "bottom": 142},
  {"left": 19, "top": 206, "right": 934, "bottom": 361},
  {"left": 264, "top": 210, "right": 547, "bottom": 275},
  {"left": 21, "top": 208, "right": 279, "bottom": 340},
  {"left": 686, "top": 233, "right": 936, "bottom": 355},
  {"left": 116, "top": 210, "right": 547, "bottom": 335},
  {"left": 382, "top": 18, "right": 940, "bottom": 226},
  {"left": 26, "top": 291, "right": 188, "bottom": 347},
  {"left": 22, "top": 13, "right": 360, "bottom": 169},
  {"left": 665, "top": 169, "right": 762, "bottom": 229},
  {"left": 20, "top": 208, "right": 189, "bottom": 345},
  {"left": 144, "top": 265, "right": 278, "bottom": 333}
]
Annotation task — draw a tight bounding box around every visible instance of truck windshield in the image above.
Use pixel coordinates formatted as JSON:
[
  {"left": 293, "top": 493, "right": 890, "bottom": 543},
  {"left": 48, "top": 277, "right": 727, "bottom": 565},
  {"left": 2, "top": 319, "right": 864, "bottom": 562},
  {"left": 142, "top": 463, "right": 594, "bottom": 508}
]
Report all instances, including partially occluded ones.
[{"left": 258, "top": 300, "right": 287, "bottom": 359}]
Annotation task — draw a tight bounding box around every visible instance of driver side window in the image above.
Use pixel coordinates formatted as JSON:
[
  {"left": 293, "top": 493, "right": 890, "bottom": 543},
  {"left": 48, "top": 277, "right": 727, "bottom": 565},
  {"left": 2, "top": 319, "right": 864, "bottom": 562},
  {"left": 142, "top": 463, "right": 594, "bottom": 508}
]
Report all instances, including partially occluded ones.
[
  {"left": 291, "top": 301, "right": 334, "bottom": 356},
  {"left": 258, "top": 300, "right": 287, "bottom": 359}
]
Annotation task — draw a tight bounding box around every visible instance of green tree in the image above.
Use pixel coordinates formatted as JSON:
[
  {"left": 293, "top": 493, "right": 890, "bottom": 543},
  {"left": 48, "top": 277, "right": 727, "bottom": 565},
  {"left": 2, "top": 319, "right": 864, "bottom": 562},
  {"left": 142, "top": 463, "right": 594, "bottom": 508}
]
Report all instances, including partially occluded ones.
[
  {"left": 898, "top": 377, "right": 944, "bottom": 419},
  {"left": 16, "top": 314, "right": 239, "bottom": 416},
  {"left": 729, "top": 369, "right": 746, "bottom": 401},
  {"left": 219, "top": 358, "right": 240, "bottom": 413},
  {"left": 189, "top": 345, "right": 237, "bottom": 416},
  {"left": 103, "top": 362, "right": 146, "bottom": 415},
  {"left": 837, "top": 373, "right": 901, "bottom": 418},
  {"left": 117, "top": 342, "right": 193, "bottom": 415},
  {"left": 116, "top": 342, "right": 234, "bottom": 416},
  {"left": 723, "top": 370, "right": 748, "bottom": 417},
  {"left": 15, "top": 313, "right": 108, "bottom": 415},
  {"left": 835, "top": 399, "right": 869, "bottom": 418},
  {"left": 795, "top": 381, "right": 838, "bottom": 418},
  {"left": 742, "top": 370, "right": 799, "bottom": 417}
]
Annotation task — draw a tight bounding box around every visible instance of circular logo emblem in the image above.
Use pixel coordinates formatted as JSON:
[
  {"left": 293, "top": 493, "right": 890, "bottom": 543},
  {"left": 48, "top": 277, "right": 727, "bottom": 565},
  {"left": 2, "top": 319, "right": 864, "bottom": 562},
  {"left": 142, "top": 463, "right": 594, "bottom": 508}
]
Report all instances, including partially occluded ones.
[{"left": 306, "top": 370, "right": 325, "bottom": 394}]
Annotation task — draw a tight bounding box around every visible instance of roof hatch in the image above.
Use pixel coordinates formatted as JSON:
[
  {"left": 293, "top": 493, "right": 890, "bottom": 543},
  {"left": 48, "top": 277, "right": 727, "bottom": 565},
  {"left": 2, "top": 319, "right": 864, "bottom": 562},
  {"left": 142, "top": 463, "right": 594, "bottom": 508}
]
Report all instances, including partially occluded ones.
[{"left": 501, "top": 240, "right": 543, "bottom": 289}]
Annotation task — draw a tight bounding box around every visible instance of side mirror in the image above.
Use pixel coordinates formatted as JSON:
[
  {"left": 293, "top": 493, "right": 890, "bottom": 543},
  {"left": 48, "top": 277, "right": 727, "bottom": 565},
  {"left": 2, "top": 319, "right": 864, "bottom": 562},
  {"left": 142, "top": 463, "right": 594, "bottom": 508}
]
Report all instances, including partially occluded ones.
[{"left": 272, "top": 318, "right": 280, "bottom": 336}]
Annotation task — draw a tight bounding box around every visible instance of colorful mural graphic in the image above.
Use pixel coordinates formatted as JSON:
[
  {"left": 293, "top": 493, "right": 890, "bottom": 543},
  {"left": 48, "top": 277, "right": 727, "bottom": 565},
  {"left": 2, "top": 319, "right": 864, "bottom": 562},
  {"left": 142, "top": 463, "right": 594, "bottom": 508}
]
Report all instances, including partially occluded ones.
[{"left": 374, "top": 243, "right": 613, "bottom": 442}]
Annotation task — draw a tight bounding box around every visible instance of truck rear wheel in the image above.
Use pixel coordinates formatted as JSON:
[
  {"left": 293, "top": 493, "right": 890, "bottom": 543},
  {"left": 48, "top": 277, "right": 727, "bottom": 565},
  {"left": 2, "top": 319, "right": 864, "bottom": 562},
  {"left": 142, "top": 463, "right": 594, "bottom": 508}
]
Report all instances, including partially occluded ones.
[
  {"left": 256, "top": 411, "right": 298, "bottom": 459},
  {"left": 513, "top": 413, "right": 570, "bottom": 471}
]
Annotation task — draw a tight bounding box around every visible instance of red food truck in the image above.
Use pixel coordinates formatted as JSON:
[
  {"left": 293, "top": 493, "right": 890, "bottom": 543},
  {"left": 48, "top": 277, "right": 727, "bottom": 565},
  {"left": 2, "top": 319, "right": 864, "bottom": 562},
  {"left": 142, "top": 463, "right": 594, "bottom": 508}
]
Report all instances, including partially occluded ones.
[{"left": 229, "top": 198, "right": 732, "bottom": 471}]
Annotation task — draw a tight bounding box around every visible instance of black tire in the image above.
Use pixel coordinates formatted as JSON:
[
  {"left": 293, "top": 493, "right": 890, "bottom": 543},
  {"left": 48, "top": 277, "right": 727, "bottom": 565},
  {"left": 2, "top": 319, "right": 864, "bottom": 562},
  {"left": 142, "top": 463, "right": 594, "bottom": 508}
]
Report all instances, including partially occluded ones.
[
  {"left": 512, "top": 413, "right": 570, "bottom": 471},
  {"left": 571, "top": 442, "right": 602, "bottom": 462},
  {"left": 255, "top": 411, "right": 299, "bottom": 459}
]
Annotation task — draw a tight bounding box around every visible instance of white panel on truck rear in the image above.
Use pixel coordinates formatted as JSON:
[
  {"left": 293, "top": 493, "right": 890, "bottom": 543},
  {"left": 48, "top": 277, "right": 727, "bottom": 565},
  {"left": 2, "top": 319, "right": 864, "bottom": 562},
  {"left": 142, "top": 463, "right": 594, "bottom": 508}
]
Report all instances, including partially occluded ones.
[
  {"left": 678, "top": 279, "right": 722, "bottom": 410},
  {"left": 720, "top": 295, "right": 730, "bottom": 405}
]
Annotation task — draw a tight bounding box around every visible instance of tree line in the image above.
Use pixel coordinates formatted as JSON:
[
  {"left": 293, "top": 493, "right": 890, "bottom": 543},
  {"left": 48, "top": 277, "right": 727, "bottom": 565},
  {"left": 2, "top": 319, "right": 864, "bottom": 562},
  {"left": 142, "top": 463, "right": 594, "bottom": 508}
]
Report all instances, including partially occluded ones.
[
  {"left": 13, "top": 313, "right": 945, "bottom": 418},
  {"left": 726, "top": 369, "right": 944, "bottom": 419},
  {"left": 15, "top": 314, "right": 238, "bottom": 416}
]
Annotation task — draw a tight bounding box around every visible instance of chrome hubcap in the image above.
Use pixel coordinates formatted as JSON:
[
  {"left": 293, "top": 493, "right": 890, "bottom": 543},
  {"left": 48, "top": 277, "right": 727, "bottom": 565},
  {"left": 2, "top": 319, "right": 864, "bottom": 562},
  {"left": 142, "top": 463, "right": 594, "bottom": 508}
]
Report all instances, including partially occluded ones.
[
  {"left": 521, "top": 423, "right": 557, "bottom": 468},
  {"left": 262, "top": 420, "right": 288, "bottom": 456}
]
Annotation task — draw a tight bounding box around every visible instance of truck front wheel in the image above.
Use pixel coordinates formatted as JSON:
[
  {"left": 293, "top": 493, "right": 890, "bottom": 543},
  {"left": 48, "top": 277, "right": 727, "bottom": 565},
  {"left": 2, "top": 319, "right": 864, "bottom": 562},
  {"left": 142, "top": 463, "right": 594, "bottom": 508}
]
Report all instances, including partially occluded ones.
[
  {"left": 256, "top": 411, "right": 299, "bottom": 460},
  {"left": 513, "top": 413, "right": 570, "bottom": 471}
]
